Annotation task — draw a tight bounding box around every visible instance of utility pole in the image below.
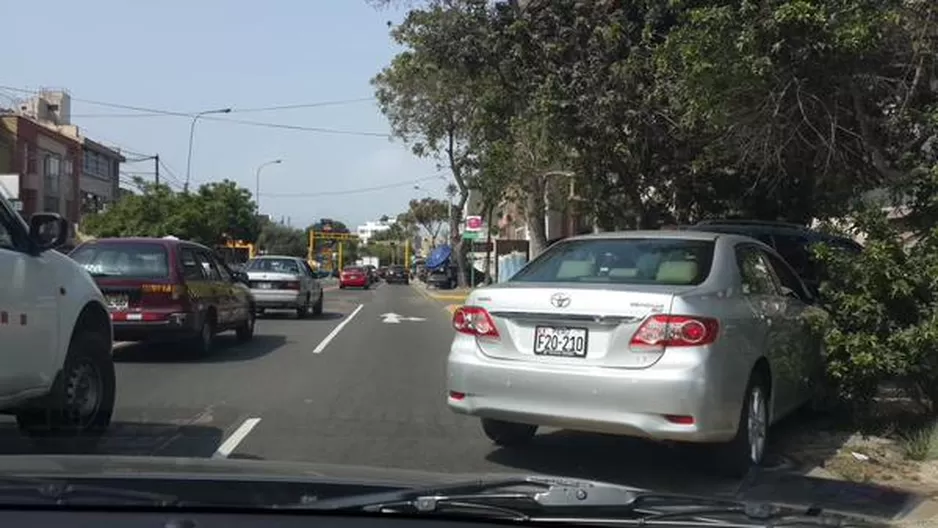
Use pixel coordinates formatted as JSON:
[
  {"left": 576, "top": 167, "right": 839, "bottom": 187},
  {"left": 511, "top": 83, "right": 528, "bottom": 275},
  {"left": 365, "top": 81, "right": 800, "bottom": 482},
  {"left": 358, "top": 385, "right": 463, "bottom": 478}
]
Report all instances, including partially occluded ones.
[{"left": 154, "top": 154, "right": 160, "bottom": 185}]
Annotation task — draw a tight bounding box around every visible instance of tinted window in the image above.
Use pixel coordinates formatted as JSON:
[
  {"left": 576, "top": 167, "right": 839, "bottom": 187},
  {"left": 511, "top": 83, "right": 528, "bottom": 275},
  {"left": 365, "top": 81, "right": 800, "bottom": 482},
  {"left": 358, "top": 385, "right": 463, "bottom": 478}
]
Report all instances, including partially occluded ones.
[
  {"left": 70, "top": 243, "right": 170, "bottom": 279},
  {"left": 179, "top": 248, "right": 205, "bottom": 281},
  {"left": 773, "top": 234, "right": 814, "bottom": 280},
  {"left": 247, "top": 258, "right": 301, "bottom": 274},
  {"left": 511, "top": 238, "right": 716, "bottom": 286},
  {"left": 762, "top": 250, "right": 809, "bottom": 301},
  {"left": 735, "top": 246, "right": 779, "bottom": 295}
]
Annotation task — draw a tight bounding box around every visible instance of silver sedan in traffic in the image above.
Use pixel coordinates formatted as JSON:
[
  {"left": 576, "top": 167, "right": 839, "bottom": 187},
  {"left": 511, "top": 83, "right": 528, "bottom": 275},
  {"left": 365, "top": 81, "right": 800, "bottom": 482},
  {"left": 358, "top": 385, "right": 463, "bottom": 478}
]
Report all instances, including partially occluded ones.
[
  {"left": 446, "top": 230, "right": 825, "bottom": 476},
  {"left": 245, "top": 255, "right": 324, "bottom": 318}
]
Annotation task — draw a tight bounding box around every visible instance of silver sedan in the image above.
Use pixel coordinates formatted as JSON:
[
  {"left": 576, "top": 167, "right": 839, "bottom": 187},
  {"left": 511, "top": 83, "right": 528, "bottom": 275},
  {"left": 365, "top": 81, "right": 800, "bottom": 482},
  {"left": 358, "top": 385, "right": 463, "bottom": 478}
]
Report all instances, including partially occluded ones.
[
  {"left": 446, "top": 230, "right": 825, "bottom": 476},
  {"left": 244, "top": 255, "right": 323, "bottom": 318}
]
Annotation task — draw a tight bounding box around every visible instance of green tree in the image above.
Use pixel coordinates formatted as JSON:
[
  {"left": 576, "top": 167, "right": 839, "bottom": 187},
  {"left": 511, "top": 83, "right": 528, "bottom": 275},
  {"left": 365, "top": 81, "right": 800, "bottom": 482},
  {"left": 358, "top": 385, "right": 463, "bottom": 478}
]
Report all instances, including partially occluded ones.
[
  {"left": 82, "top": 178, "right": 259, "bottom": 246},
  {"left": 406, "top": 197, "right": 448, "bottom": 241},
  {"left": 257, "top": 221, "right": 308, "bottom": 257},
  {"left": 372, "top": 2, "right": 496, "bottom": 286}
]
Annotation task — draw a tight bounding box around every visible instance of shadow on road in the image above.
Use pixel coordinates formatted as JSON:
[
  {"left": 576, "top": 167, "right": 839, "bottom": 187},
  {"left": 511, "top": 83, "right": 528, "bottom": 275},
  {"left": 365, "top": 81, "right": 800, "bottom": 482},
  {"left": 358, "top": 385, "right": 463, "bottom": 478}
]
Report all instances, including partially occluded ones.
[
  {"left": 0, "top": 421, "right": 225, "bottom": 458},
  {"left": 484, "top": 426, "right": 922, "bottom": 521},
  {"left": 114, "top": 334, "right": 287, "bottom": 364},
  {"left": 259, "top": 311, "right": 345, "bottom": 321}
]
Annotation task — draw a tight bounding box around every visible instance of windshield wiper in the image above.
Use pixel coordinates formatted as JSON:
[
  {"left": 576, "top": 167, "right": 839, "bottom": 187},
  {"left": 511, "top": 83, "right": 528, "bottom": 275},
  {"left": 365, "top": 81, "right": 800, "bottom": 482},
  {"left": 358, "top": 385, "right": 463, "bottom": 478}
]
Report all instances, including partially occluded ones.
[
  {"left": 304, "top": 476, "right": 877, "bottom": 527},
  {"left": 0, "top": 475, "right": 179, "bottom": 506}
]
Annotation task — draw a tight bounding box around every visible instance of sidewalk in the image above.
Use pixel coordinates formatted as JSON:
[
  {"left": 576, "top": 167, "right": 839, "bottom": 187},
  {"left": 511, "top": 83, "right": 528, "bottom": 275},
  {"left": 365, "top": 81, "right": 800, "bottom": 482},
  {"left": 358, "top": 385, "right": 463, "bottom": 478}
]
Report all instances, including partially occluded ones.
[{"left": 410, "top": 280, "right": 472, "bottom": 314}]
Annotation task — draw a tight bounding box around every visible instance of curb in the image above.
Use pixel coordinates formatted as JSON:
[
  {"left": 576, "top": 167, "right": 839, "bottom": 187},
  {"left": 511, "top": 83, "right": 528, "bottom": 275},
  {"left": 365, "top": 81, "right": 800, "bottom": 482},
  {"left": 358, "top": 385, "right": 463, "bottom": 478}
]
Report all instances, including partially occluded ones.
[{"left": 411, "top": 282, "right": 466, "bottom": 314}]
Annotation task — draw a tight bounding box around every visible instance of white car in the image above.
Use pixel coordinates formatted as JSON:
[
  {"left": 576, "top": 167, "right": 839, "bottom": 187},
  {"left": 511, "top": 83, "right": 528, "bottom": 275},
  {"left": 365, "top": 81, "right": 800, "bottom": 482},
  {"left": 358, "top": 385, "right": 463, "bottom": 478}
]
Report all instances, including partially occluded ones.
[
  {"left": 244, "top": 255, "right": 324, "bottom": 318},
  {"left": 0, "top": 194, "right": 115, "bottom": 445}
]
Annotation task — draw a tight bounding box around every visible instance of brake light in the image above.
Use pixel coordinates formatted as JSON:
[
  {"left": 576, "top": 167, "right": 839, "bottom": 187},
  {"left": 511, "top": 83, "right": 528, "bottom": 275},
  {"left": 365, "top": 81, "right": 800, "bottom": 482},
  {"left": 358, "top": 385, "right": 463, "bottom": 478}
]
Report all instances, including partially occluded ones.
[
  {"left": 452, "top": 306, "right": 499, "bottom": 338},
  {"left": 283, "top": 281, "right": 301, "bottom": 290},
  {"left": 630, "top": 315, "right": 719, "bottom": 347}
]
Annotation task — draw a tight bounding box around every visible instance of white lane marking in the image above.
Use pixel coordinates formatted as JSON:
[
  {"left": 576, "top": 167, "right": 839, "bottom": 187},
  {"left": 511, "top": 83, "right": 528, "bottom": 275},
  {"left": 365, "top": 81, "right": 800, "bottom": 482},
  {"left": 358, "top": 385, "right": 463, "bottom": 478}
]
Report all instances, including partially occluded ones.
[
  {"left": 212, "top": 417, "right": 261, "bottom": 459},
  {"left": 313, "top": 303, "right": 364, "bottom": 354}
]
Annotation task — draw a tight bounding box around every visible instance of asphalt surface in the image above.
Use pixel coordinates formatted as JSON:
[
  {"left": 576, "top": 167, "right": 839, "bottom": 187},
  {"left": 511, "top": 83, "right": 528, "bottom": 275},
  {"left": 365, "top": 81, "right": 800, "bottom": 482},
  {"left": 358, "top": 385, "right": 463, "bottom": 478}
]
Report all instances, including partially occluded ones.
[{"left": 0, "top": 281, "right": 924, "bottom": 520}]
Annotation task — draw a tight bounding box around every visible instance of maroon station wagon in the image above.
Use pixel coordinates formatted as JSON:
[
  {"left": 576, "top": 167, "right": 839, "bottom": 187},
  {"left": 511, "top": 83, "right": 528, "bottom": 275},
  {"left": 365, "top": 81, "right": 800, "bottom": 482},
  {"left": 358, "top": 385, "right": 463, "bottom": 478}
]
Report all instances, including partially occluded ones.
[{"left": 69, "top": 237, "right": 256, "bottom": 354}]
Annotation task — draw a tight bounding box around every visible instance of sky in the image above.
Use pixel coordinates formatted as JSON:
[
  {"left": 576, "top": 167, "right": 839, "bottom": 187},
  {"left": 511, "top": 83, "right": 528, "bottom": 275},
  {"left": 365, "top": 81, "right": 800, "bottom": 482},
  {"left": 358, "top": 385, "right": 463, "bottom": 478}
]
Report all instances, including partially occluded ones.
[{"left": 1, "top": 0, "right": 446, "bottom": 229}]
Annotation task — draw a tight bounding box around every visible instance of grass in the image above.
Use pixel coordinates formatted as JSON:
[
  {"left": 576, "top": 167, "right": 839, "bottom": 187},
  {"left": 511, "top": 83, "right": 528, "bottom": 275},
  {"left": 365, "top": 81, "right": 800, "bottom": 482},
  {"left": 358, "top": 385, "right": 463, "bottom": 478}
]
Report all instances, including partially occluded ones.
[{"left": 901, "top": 423, "right": 938, "bottom": 461}]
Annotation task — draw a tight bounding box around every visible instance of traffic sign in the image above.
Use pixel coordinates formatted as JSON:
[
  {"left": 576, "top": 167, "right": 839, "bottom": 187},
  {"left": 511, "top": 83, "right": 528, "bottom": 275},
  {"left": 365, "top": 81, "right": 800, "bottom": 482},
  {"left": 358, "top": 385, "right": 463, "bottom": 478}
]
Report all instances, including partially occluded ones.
[
  {"left": 462, "top": 230, "right": 480, "bottom": 241},
  {"left": 465, "top": 215, "right": 483, "bottom": 232}
]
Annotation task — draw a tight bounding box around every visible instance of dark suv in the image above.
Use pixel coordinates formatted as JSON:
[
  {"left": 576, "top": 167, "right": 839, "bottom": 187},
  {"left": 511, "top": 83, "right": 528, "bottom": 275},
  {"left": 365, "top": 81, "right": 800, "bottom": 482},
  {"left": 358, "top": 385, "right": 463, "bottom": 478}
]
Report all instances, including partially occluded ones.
[
  {"left": 682, "top": 219, "right": 862, "bottom": 294},
  {"left": 69, "top": 237, "right": 256, "bottom": 355}
]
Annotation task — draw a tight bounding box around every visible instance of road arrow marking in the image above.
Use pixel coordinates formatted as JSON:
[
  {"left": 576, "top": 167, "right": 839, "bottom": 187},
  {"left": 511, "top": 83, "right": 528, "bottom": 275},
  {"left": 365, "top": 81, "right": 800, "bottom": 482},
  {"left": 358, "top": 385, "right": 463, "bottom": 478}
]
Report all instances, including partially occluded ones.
[{"left": 381, "top": 312, "right": 427, "bottom": 324}]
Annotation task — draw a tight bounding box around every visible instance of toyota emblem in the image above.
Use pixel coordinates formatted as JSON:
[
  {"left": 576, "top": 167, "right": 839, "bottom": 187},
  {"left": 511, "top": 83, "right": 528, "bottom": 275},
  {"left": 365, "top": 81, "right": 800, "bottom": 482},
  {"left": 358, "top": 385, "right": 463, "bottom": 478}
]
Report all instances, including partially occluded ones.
[{"left": 550, "top": 292, "right": 571, "bottom": 308}]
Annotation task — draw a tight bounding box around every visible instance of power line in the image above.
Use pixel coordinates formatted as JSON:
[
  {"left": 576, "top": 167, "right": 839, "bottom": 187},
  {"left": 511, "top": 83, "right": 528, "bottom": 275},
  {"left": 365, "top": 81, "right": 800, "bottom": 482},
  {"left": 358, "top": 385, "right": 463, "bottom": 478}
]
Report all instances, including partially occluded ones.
[
  {"left": 0, "top": 85, "right": 386, "bottom": 137},
  {"left": 261, "top": 176, "right": 444, "bottom": 198},
  {"left": 70, "top": 97, "right": 376, "bottom": 118}
]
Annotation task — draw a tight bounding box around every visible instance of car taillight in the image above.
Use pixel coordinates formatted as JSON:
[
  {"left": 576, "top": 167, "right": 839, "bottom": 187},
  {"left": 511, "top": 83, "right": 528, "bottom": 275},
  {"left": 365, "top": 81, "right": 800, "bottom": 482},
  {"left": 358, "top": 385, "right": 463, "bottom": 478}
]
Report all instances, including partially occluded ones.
[
  {"left": 630, "top": 315, "right": 719, "bottom": 347},
  {"left": 452, "top": 306, "right": 499, "bottom": 338},
  {"left": 283, "top": 281, "right": 301, "bottom": 290}
]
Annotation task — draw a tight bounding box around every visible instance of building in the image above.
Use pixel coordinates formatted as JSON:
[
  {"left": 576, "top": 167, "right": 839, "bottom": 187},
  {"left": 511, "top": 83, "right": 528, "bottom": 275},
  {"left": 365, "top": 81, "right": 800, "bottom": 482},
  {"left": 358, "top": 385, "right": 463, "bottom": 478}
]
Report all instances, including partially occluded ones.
[
  {"left": 21, "top": 90, "right": 125, "bottom": 217},
  {"left": 0, "top": 111, "right": 82, "bottom": 225},
  {"left": 356, "top": 219, "right": 393, "bottom": 244}
]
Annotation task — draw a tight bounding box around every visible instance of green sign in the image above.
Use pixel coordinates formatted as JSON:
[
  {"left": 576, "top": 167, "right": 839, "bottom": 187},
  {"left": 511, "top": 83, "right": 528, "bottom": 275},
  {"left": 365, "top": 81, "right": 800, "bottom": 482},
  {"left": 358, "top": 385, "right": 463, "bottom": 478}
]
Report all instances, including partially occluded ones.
[{"left": 462, "top": 230, "right": 480, "bottom": 241}]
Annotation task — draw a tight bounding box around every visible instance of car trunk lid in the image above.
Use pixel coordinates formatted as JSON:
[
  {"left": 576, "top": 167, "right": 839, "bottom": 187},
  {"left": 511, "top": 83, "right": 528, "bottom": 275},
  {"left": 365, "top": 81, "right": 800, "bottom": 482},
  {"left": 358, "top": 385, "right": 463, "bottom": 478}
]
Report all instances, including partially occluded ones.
[{"left": 471, "top": 283, "right": 698, "bottom": 368}]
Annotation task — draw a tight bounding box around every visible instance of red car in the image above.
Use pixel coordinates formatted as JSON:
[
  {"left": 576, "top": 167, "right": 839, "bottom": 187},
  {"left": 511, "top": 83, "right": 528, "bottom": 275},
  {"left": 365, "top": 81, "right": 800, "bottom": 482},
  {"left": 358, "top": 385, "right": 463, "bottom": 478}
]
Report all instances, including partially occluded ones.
[
  {"left": 69, "top": 237, "right": 256, "bottom": 355},
  {"left": 339, "top": 266, "right": 369, "bottom": 289}
]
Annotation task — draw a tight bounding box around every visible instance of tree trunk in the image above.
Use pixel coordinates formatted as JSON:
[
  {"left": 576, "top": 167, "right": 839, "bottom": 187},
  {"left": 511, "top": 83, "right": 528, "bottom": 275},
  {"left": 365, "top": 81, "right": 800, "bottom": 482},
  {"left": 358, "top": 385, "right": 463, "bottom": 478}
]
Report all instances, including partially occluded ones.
[
  {"left": 524, "top": 178, "right": 548, "bottom": 258},
  {"left": 452, "top": 192, "right": 470, "bottom": 288},
  {"left": 484, "top": 203, "right": 494, "bottom": 284}
]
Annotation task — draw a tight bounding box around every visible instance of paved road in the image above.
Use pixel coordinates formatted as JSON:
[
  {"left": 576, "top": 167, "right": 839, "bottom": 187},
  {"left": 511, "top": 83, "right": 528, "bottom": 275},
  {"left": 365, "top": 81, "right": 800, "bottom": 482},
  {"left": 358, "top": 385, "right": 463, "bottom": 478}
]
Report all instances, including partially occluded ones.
[{"left": 0, "top": 281, "right": 922, "bottom": 519}]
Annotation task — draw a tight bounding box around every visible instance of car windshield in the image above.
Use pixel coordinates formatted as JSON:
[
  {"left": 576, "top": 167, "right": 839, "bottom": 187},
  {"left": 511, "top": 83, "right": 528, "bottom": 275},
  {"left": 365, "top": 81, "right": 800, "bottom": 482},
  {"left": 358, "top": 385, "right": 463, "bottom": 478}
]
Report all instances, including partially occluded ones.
[
  {"left": 69, "top": 243, "right": 170, "bottom": 279},
  {"left": 247, "top": 258, "right": 300, "bottom": 274},
  {"left": 511, "top": 238, "right": 715, "bottom": 286},
  {"left": 7, "top": 1, "right": 928, "bottom": 520}
]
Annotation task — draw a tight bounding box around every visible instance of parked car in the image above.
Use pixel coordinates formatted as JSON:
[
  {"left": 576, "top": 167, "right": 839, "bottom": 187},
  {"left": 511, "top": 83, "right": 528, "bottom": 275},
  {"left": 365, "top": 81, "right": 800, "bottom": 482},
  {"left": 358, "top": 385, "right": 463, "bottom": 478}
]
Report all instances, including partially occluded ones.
[
  {"left": 447, "top": 230, "right": 825, "bottom": 477},
  {"left": 339, "top": 266, "right": 370, "bottom": 289},
  {"left": 244, "top": 255, "right": 324, "bottom": 318},
  {"left": 0, "top": 195, "right": 115, "bottom": 444},
  {"left": 681, "top": 219, "right": 862, "bottom": 294},
  {"left": 385, "top": 265, "right": 410, "bottom": 285},
  {"left": 69, "top": 237, "right": 256, "bottom": 355},
  {"left": 377, "top": 266, "right": 389, "bottom": 280}
]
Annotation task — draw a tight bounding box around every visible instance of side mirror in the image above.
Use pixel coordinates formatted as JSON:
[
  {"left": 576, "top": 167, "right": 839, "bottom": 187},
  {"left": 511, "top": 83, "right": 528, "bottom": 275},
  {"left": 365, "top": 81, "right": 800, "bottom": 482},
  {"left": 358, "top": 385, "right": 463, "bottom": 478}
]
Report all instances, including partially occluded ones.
[
  {"left": 232, "top": 270, "right": 249, "bottom": 284},
  {"left": 28, "top": 213, "right": 69, "bottom": 252}
]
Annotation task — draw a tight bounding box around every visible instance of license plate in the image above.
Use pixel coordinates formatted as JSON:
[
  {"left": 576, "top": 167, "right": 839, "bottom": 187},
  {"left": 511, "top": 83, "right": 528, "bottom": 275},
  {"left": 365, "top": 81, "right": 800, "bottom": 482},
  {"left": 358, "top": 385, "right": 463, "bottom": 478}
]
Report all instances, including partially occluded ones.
[
  {"left": 106, "top": 295, "right": 128, "bottom": 311},
  {"left": 256, "top": 282, "right": 273, "bottom": 289},
  {"left": 533, "top": 326, "right": 588, "bottom": 357}
]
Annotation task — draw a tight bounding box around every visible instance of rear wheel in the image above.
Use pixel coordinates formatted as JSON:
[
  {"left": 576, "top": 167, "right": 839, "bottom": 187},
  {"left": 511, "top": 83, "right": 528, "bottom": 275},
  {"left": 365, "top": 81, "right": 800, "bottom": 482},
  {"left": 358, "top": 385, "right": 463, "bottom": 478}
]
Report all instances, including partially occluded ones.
[
  {"left": 16, "top": 329, "right": 115, "bottom": 449},
  {"left": 296, "top": 295, "right": 311, "bottom": 319},
  {"left": 236, "top": 309, "right": 255, "bottom": 342},
  {"left": 312, "top": 292, "right": 324, "bottom": 316},
  {"left": 190, "top": 315, "right": 215, "bottom": 356},
  {"left": 715, "top": 373, "right": 769, "bottom": 477},
  {"left": 481, "top": 418, "right": 537, "bottom": 447}
]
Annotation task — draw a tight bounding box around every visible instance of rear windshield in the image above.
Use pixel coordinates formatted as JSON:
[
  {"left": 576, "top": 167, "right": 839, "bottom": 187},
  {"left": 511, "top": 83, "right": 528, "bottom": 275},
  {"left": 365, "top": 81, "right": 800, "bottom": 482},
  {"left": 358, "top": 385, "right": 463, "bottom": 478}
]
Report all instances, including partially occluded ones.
[
  {"left": 343, "top": 267, "right": 363, "bottom": 273},
  {"left": 247, "top": 258, "right": 300, "bottom": 273},
  {"left": 70, "top": 243, "right": 170, "bottom": 279},
  {"left": 511, "top": 238, "right": 715, "bottom": 286},
  {"left": 390, "top": 266, "right": 405, "bottom": 272}
]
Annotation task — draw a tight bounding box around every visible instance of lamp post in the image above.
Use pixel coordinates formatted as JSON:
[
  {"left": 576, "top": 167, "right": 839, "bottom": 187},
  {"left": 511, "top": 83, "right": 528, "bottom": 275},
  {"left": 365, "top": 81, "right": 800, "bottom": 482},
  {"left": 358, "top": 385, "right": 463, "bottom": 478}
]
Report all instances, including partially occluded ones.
[
  {"left": 254, "top": 159, "right": 283, "bottom": 213},
  {"left": 184, "top": 107, "right": 232, "bottom": 192}
]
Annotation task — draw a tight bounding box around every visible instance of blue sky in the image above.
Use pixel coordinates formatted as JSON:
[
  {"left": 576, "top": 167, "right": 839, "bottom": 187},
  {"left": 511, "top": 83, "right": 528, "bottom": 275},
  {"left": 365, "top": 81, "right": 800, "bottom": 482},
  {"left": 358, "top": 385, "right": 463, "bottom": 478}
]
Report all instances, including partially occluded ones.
[{"left": 2, "top": 0, "right": 445, "bottom": 229}]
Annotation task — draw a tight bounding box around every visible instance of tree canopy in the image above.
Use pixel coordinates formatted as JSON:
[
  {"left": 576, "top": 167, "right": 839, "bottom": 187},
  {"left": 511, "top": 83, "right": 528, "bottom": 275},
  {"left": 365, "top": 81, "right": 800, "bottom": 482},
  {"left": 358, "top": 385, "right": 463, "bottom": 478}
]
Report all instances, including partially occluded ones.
[{"left": 82, "top": 178, "right": 259, "bottom": 246}]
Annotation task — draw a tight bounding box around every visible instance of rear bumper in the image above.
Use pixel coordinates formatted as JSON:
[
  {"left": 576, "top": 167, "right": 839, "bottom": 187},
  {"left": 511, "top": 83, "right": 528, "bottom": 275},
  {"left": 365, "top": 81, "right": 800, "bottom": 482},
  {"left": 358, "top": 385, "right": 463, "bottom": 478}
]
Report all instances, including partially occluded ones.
[
  {"left": 386, "top": 276, "right": 409, "bottom": 283},
  {"left": 340, "top": 280, "right": 368, "bottom": 287},
  {"left": 252, "top": 290, "right": 304, "bottom": 309},
  {"left": 446, "top": 335, "right": 741, "bottom": 443},
  {"left": 112, "top": 312, "right": 200, "bottom": 342}
]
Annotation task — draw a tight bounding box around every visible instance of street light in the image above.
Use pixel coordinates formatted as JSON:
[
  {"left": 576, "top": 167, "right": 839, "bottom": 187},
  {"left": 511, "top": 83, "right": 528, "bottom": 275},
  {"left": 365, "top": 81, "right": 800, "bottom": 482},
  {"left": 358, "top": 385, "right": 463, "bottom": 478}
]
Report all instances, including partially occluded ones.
[
  {"left": 184, "top": 107, "right": 232, "bottom": 192},
  {"left": 255, "top": 159, "right": 283, "bottom": 213}
]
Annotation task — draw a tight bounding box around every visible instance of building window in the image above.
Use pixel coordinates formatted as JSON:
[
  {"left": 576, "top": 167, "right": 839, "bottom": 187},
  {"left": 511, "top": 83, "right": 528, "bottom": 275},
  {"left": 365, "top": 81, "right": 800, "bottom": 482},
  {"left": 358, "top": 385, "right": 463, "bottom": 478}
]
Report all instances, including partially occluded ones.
[{"left": 43, "top": 195, "right": 59, "bottom": 213}]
